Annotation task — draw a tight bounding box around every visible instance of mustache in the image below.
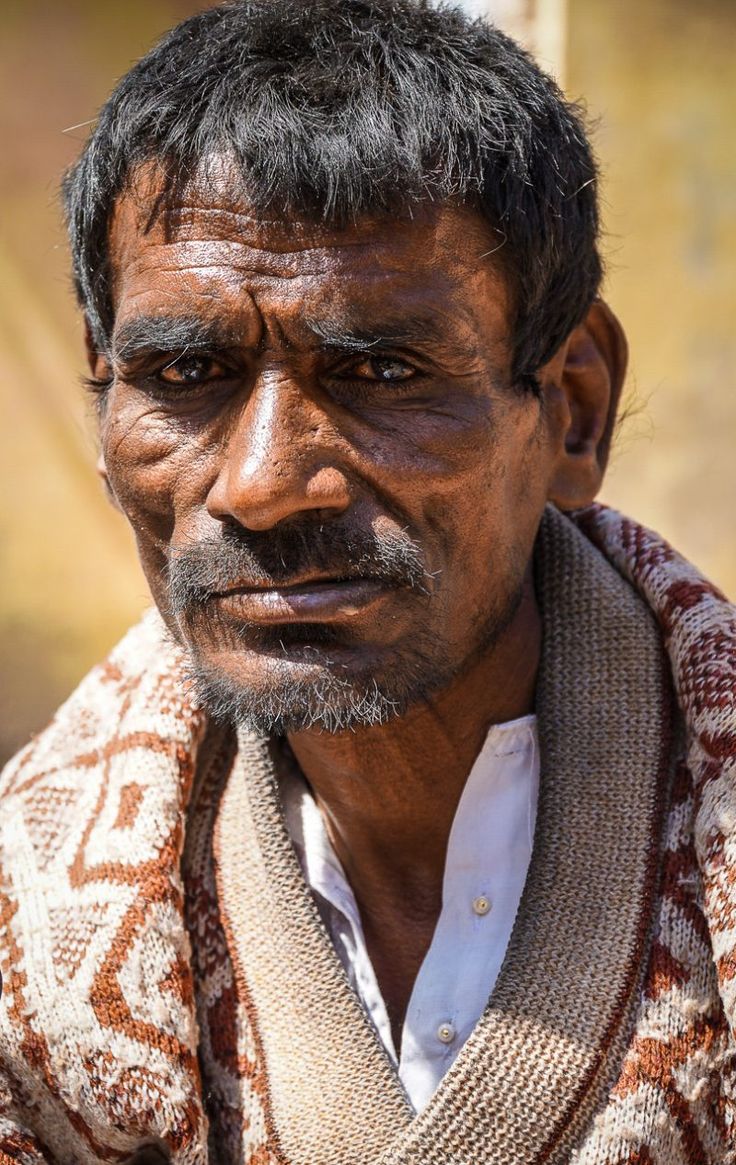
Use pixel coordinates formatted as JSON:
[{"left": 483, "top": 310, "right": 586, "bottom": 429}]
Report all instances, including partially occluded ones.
[{"left": 166, "top": 519, "right": 430, "bottom": 616}]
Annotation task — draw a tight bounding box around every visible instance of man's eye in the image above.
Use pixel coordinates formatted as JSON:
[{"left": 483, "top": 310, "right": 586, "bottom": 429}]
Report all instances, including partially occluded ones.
[
  {"left": 349, "top": 356, "right": 416, "bottom": 382},
  {"left": 158, "top": 355, "right": 228, "bottom": 387}
]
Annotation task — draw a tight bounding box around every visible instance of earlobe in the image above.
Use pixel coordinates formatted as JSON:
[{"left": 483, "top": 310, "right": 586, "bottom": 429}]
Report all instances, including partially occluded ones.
[{"left": 544, "top": 300, "right": 628, "bottom": 511}]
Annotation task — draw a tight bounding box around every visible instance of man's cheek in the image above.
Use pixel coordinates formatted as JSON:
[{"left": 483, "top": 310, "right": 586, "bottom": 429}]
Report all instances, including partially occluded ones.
[
  {"left": 101, "top": 407, "right": 208, "bottom": 532},
  {"left": 356, "top": 394, "right": 499, "bottom": 478}
]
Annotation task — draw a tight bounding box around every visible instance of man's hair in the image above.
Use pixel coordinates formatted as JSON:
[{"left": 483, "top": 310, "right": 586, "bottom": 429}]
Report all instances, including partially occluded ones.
[{"left": 63, "top": 0, "right": 601, "bottom": 388}]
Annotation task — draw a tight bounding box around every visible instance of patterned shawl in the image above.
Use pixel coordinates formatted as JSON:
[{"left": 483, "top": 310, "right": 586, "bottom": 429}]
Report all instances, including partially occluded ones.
[{"left": 0, "top": 504, "right": 734, "bottom": 1164}]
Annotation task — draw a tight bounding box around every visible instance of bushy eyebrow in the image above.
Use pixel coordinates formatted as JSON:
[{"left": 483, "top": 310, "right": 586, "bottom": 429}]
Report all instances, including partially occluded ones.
[
  {"left": 308, "top": 314, "right": 455, "bottom": 353},
  {"left": 111, "top": 310, "right": 471, "bottom": 365},
  {"left": 112, "top": 315, "right": 245, "bottom": 362}
]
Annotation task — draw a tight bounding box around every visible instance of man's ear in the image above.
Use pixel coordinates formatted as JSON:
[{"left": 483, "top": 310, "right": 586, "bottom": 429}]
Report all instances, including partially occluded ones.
[
  {"left": 542, "top": 300, "right": 628, "bottom": 511},
  {"left": 83, "top": 317, "right": 121, "bottom": 512}
]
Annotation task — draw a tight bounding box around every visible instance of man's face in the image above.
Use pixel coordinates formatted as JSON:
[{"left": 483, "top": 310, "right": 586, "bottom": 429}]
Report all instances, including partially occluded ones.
[{"left": 99, "top": 174, "right": 561, "bottom": 733}]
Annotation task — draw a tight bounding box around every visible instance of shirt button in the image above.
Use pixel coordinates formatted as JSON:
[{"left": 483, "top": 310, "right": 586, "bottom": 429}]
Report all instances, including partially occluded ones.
[
  {"left": 436, "top": 1022, "right": 456, "bottom": 1044},
  {"left": 472, "top": 894, "right": 492, "bottom": 916}
]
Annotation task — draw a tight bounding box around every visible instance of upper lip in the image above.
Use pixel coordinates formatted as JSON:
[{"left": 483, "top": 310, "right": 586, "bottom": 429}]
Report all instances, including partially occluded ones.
[{"left": 213, "top": 573, "right": 380, "bottom": 596}]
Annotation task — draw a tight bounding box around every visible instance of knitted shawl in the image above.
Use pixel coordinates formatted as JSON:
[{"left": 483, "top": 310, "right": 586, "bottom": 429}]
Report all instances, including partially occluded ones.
[{"left": 0, "top": 505, "right": 734, "bottom": 1165}]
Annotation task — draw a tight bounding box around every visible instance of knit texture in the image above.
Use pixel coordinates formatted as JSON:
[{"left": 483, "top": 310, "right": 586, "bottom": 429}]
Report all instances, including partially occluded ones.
[{"left": 0, "top": 504, "right": 734, "bottom": 1164}]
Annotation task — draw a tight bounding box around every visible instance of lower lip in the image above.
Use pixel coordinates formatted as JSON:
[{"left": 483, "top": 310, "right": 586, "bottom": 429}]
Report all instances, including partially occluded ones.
[{"left": 213, "top": 579, "right": 389, "bottom": 623}]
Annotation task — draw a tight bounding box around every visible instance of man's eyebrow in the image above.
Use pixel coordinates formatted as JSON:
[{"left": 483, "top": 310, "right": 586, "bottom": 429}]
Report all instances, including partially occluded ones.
[
  {"left": 111, "top": 316, "right": 244, "bottom": 362},
  {"left": 308, "top": 314, "right": 454, "bottom": 352},
  {"left": 111, "top": 311, "right": 469, "bottom": 363}
]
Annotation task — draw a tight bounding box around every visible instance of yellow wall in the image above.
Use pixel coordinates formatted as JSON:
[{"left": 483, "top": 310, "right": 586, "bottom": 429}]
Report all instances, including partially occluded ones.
[
  {"left": 0, "top": 1, "right": 208, "bottom": 763},
  {"left": 567, "top": 0, "right": 736, "bottom": 590},
  {"left": 1, "top": 0, "right": 733, "bottom": 763}
]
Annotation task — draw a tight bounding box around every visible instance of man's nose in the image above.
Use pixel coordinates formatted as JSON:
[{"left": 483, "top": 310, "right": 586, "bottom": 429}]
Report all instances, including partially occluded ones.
[{"left": 205, "top": 373, "right": 353, "bottom": 531}]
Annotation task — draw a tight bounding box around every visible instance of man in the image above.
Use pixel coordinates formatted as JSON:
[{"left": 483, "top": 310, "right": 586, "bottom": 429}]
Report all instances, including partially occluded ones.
[{"left": 0, "top": 0, "right": 734, "bottom": 1161}]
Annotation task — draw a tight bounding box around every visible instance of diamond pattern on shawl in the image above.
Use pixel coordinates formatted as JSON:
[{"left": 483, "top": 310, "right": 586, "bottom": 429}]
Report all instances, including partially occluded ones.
[
  {"left": 111, "top": 897, "right": 198, "bottom": 1049},
  {"left": 0, "top": 611, "right": 210, "bottom": 1161},
  {"left": 113, "top": 783, "right": 145, "bottom": 831},
  {"left": 20, "top": 786, "right": 80, "bottom": 871},
  {"left": 48, "top": 905, "right": 112, "bottom": 980},
  {"left": 2, "top": 515, "right": 735, "bottom": 1162},
  {"left": 69, "top": 738, "right": 196, "bottom": 884}
]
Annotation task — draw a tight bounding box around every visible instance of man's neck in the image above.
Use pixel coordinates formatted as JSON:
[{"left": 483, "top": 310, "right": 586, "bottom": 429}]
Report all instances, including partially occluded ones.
[{"left": 287, "top": 577, "right": 541, "bottom": 1040}]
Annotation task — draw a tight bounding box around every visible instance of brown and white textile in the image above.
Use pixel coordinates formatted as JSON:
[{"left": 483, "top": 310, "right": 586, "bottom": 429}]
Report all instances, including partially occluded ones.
[{"left": 0, "top": 504, "right": 734, "bottom": 1164}]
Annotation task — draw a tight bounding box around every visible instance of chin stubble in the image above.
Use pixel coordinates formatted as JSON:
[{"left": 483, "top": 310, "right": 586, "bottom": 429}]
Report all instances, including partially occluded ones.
[{"left": 165, "top": 519, "right": 524, "bottom": 735}]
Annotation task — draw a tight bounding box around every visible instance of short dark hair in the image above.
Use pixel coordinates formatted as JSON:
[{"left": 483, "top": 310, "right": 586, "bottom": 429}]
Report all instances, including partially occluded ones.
[{"left": 63, "top": 0, "right": 601, "bottom": 388}]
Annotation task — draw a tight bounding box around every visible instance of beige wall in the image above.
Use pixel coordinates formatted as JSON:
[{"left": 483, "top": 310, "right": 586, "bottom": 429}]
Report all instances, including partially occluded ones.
[
  {"left": 567, "top": 0, "right": 736, "bottom": 594},
  {"left": 0, "top": 1, "right": 207, "bottom": 763},
  {"left": 461, "top": 0, "right": 567, "bottom": 78},
  {"left": 1, "top": 0, "right": 733, "bottom": 763}
]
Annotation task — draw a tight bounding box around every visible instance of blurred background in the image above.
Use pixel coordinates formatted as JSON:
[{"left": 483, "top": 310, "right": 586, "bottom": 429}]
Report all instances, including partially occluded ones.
[{"left": 1, "top": 0, "right": 734, "bottom": 765}]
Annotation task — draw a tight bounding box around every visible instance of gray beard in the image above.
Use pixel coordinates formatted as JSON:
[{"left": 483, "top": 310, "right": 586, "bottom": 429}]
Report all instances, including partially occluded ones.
[
  {"left": 166, "top": 516, "right": 525, "bottom": 735},
  {"left": 181, "top": 586, "right": 524, "bottom": 736}
]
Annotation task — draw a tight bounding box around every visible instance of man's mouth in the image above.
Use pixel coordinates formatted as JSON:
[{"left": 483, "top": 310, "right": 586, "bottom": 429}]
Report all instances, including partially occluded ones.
[{"left": 210, "top": 575, "right": 390, "bottom": 623}]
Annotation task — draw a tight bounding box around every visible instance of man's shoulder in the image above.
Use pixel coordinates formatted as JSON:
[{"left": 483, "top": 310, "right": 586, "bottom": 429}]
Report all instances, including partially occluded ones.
[
  {"left": 544, "top": 502, "right": 735, "bottom": 816},
  {"left": 0, "top": 610, "right": 211, "bottom": 1161},
  {"left": 567, "top": 503, "right": 736, "bottom": 955},
  {"left": 3, "top": 611, "right": 169, "bottom": 788},
  {"left": 568, "top": 502, "right": 734, "bottom": 620},
  {"left": 567, "top": 503, "right": 735, "bottom": 726},
  {"left": 0, "top": 610, "right": 206, "bottom": 870}
]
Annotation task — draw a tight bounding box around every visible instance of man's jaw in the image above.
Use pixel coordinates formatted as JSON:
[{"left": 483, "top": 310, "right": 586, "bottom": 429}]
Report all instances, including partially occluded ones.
[{"left": 157, "top": 519, "right": 451, "bottom": 733}]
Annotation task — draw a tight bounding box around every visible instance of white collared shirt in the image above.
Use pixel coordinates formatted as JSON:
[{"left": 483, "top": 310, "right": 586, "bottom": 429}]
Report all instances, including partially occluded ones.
[{"left": 280, "top": 714, "right": 539, "bottom": 1113}]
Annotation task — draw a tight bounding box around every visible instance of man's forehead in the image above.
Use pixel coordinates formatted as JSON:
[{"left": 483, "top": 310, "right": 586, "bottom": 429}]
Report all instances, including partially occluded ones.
[
  {"left": 105, "top": 162, "right": 513, "bottom": 364},
  {"left": 108, "top": 161, "right": 506, "bottom": 277}
]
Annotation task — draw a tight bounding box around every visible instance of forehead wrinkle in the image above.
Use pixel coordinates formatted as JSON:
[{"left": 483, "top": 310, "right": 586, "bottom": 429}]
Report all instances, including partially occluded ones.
[
  {"left": 161, "top": 200, "right": 400, "bottom": 251},
  {"left": 113, "top": 207, "right": 491, "bottom": 292},
  {"left": 110, "top": 194, "right": 513, "bottom": 370},
  {"left": 119, "top": 242, "right": 368, "bottom": 286}
]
